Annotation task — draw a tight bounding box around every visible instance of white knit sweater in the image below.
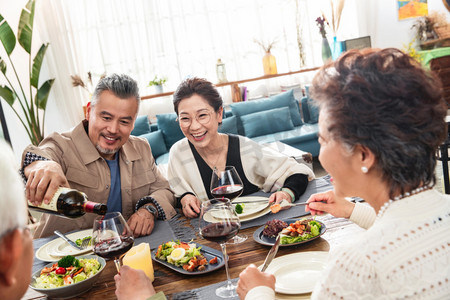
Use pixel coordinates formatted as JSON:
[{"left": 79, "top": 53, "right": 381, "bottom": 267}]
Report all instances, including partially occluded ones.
[{"left": 246, "top": 189, "right": 450, "bottom": 299}]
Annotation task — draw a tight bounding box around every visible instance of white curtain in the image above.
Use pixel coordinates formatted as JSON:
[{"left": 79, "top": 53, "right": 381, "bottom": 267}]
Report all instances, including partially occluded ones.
[{"left": 36, "top": 0, "right": 359, "bottom": 125}]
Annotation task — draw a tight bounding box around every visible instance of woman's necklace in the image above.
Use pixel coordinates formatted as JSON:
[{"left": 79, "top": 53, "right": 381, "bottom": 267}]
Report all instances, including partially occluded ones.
[
  {"left": 201, "top": 135, "right": 226, "bottom": 171},
  {"left": 376, "top": 185, "right": 431, "bottom": 220}
]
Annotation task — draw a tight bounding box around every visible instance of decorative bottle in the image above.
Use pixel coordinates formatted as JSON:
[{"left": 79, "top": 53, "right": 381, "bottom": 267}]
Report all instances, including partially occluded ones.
[
  {"left": 216, "top": 58, "right": 228, "bottom": 83},
  {"left": 28, "top": 187, "right": 107, "bottom": 218}
]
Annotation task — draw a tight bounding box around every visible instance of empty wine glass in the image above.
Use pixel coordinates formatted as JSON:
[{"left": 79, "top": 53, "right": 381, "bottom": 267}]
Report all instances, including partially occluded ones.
[
  {"left": 199, "top": 199, "right": 241, "bottom": 298},
  {"left": 210, "top": 166, "right": 247, "bottom": 244},
  {"left": 92, "top": 212, "right": 134, "bottom": 273}
]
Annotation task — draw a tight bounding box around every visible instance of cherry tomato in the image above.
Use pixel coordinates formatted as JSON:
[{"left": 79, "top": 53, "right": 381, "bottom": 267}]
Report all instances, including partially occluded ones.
[{"left": 55, "top": 267, "right": 66, "bottom": 275}]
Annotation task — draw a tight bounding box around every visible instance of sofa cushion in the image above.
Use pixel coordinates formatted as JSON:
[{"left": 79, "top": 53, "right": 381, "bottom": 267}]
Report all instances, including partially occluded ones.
[
  {"left": 140, "top": 130, "right": 168, "bottom": 158},
  {"left": 218, "top": 115, "right": 239, "bottom": 135},
  {"left": 230, "top": 90, "right": 303, "bottom": 135},
  {"left": 156, "top": 113, "right": 185, "bottom": 148},
  {"left": 131, "top": 115, "right": 151, "bottom": 136},
  {"left": 241, "top": 107, "right": 294, "bottom": 138}
]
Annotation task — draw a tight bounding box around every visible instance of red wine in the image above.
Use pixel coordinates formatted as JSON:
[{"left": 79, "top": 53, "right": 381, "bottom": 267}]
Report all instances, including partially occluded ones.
[
  {"left": 211, "top": 185, "right": 243, "bottom": 201},
  {"left": 94, "top": 236, "right": 134, "bottom": 259},
  {"left": 200, "top": 222, "right": 240, "bottom": 243},
  {"left": 28, "top": 187, "right": 107, "bottom": 218}
]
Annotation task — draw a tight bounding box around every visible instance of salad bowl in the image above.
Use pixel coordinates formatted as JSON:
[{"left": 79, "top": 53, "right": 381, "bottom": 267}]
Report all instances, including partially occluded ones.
[{"left": 29, "top": 254, "right": 106, "bottom": 299}]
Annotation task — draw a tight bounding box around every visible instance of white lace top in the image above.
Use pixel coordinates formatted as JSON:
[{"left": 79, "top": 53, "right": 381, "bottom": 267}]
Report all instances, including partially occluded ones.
[{"left": 246, "top": 189, "right": 450, "bottom": 299}]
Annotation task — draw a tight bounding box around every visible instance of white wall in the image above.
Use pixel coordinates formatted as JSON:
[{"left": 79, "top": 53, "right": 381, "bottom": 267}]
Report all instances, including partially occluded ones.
[{"left": 1, "top": 0, "right": 449, "bottom": 161}]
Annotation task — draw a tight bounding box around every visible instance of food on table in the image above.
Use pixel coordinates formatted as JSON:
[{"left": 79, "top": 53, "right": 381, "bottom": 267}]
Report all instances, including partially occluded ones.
[
  {"left": 270, "top": 203, "right": 281, "bottom": 214},
  {"left": 262, "top": 219, "right": 288, "bottom": 237},
  {"left": 75, "top": 236, "right": 92, "bottom": 247},
  {"left": 34, "top": 255, "right": 102, "bottom": 289},
  {"left": 280, "top": 219, "right": 322, "bottom": 245},
  {"left": 234, "top": 203, "right": 245, "bottom": 214},
  {"left": 155, "top": 241, "right": 218, "bottom": 272}
]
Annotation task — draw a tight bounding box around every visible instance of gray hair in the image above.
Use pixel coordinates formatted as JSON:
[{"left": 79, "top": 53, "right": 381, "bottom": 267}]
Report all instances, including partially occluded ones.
[
  {"left": 91, "top": 73, "right": 141, "bottom": 110},
  {"left": 0, "top": 141, "right": 27, "bottom": 240}
]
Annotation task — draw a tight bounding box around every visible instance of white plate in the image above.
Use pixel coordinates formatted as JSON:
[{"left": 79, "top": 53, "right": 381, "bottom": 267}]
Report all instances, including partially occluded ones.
[
  {"left": 260, "top": 251, "right": 328, "bottom": 294},
  {"left": 36, "top": 229, "right": 93, "bottom": 262},
  {"left": 232, "top": 196, "right": 270, "bottom": 218},
  {"left": 205, "top": 204, "right": 271, "bottom": 223}
]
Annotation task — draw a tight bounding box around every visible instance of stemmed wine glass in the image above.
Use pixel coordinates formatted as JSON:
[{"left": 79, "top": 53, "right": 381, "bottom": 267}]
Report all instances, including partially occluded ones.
[
  {"left": 199, "top": 199, "right": 241, "bottom": 298},
  {"left": 92, "top": 212, "right": 135, "bottom": 273},
  {"left": 210, "top": 166, "right": 247, "bottom": 244}
]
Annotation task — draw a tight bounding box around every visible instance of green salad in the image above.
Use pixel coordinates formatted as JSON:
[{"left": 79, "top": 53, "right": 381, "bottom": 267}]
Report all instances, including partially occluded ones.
[
  {"left": 280, "top": 219, "right": 322, "bottom": 245},
  {"left": 34, "top": 255, "right": 101, "bottom": 289}
]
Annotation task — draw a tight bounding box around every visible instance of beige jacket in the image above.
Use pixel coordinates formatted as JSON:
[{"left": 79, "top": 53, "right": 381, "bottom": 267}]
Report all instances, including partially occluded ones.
[{"left": 22, "top": 121, "right": 176, "bottom": 238}]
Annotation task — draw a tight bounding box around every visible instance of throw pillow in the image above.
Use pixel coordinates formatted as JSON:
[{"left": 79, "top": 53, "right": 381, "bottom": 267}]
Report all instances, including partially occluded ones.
[
  {"left": 218, "top": 115, "right": 238, "bottom": 135},
  {"left": 240, "top": 107, "right": 294, "bottom": 138},
  {"left": 230, "top": 89, "right": 303, "bottom": 134},
  {"left": 156, "top": 113, "right": 185, "bottom": 148},
  {"left": 140, "top": 131, "right": 168, "bottom": 158},
  {"left": 131, "top": 115, "right": 151, "bottom": 136}
]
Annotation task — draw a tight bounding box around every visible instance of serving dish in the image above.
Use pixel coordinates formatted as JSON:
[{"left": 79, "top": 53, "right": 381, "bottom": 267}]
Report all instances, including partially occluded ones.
[
  {"left": 29, "top": 254, "right": 106, "bottom": 299},
  {"left": 253, "top": 218, "right": 326, "bottom": 247},
  {"left": 151, "top": 242, "right": 224, "bottom": 275}
]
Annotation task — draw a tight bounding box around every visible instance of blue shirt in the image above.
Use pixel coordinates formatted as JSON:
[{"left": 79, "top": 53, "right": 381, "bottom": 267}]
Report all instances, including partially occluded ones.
[{"left": 105, "top": 153, "right": 122, "bottom": 213}]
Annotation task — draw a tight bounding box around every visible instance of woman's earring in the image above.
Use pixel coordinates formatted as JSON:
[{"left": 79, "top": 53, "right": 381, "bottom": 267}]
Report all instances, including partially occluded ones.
[{"left": 361, "top": 166, "right": 368, "bottom": 173}]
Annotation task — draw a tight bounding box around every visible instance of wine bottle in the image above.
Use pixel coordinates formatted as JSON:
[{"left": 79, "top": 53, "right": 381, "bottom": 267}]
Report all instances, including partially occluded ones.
[{"left": 28, "top": 187, "right": 107, "bottom": 218}]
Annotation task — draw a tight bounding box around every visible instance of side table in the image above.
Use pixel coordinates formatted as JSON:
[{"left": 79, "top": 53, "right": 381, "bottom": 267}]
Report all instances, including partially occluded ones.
[{"left": 264, "top": 141, "right": 313, "bottom": 170}]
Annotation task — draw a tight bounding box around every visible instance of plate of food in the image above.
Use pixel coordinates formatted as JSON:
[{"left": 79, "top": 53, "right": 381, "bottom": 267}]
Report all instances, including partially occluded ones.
[
  {"left": 36, "top": 229, "right": 93, "bottom": 261},
  {"left": 253, "top": 218, "right": 326, "bottom": 247},
  {"left": 232, "top": 196, "right": 270, "bottom": 218},
  {"left": 151, "top": 241, "right": 224, "bottom": 275},
  {"left": 259, "top": 251, "right": 328, "bottom": 294},
  {"left": 29, "top": 254, "right": 105, "bottom": 299}
]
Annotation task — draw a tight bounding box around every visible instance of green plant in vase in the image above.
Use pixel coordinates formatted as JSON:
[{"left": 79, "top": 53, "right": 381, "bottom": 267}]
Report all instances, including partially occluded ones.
[
  {"left": 0, "top": 0, "right": 54, "bottom": 146},
  {"left": 148, "top": 75, "right": 167, "bottom": 94}
]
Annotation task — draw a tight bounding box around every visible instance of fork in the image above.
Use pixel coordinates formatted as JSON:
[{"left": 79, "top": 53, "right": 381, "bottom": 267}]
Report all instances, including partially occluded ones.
[{"left": 79, "top": 237, "right": 92, "bottom": 250}]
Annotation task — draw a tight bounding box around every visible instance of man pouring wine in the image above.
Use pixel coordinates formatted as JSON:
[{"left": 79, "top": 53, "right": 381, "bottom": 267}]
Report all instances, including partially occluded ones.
[{"left": 21, "top": 73, "right": 176, "bottom": 238}]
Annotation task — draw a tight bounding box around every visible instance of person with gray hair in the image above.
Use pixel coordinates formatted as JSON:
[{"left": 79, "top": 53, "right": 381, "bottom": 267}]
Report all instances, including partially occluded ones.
[
  {"left": 21, "top": 73, "right": 176, "bottom": 238},
  {"left": 0, "top": 141, "right": 34, "bottom": 300}
]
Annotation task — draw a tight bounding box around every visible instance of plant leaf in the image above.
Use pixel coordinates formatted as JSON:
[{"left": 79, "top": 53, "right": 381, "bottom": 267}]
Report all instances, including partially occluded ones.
[
  {"left": 0, "top": 85, "right": 16, "bottom": 106},
  {"left": 31, "top": 43, "right": 48, "bottom": 88},
  {"left": 0, "top": 57, "right": 6, "bottom": 74},
  {"left": 35, "top": 78, "right": 54, "bottom": 110},
  {"left": 0, "top": 15, "right": 16, "bottom": 55},
  {"left": 18, "top": 0, "right": 35, "bottom": 54}
]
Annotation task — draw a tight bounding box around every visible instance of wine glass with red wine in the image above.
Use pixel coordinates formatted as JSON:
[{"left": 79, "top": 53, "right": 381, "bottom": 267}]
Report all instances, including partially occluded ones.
[
  {"left": 210, "top": 166, "right": 247, "bottom": 244},
  {"left": 92, "top": 212, "right": 134, "bottom": 273},
  {"left": 199, "top": 199, "right": 241, "bottom": 298}
]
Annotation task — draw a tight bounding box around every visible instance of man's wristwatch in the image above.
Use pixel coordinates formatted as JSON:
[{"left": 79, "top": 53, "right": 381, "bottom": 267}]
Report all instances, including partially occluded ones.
[{"left": 143, "top": 204, "right": 158, "bottom": 218}]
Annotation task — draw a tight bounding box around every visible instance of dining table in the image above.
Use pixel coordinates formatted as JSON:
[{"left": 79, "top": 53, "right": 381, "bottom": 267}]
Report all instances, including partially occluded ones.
[{"left": 22, "top": 176, "right": 367, "bottom": 300}]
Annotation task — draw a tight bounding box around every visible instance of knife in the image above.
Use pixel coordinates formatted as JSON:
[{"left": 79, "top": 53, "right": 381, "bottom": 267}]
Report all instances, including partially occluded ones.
[
  {"left": 261, "top": 234, "right": 281, "bottom": 272},
  {"left": 54, "top": 230, "right": 83, "bottom": 250}
]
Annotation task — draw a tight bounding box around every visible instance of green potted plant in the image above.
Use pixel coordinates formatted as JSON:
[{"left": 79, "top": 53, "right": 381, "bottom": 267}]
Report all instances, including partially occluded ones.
[
  {"left": 148, "top": 75, "right": 167, "bottom": 94},
  {"left": 0, "top": 0, "right": 54, "bottom": 146}
]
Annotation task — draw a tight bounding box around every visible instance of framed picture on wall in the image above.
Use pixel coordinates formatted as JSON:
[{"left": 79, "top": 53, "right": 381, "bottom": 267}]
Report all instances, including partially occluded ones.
[{"left": 344, "top": 36, "right": 372, "bottom": 51}]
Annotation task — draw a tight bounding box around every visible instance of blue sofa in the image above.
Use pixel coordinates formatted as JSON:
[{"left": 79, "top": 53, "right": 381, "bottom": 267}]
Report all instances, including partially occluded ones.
[{"left": 131, "top": 89, "right": 320, "bottom": 165}]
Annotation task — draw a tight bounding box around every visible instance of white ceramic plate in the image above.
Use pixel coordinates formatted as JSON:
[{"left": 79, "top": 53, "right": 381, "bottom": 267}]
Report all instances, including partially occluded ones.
[
  {"left": 36, "top": 229, "right": 93, "bottom": 262},
  {"left": 260, "top": 251, "right": 328, "bottom": 294},
  {"left": 232, "top": 196, "right": 270, "bottom": 218},
  {"left": 205, "top": 204, "right": 271, "bottom": 223}
]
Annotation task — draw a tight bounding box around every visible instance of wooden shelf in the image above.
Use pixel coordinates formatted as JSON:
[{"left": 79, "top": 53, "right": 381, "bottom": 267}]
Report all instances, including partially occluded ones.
[{"left": 140, "top": 67, "right": 321, "bottom": 101}]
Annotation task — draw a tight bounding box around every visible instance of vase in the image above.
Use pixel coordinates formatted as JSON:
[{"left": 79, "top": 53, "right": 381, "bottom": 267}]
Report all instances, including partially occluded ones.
[
  {"left": 321, "top": 37, "right": 332, "bottom": 63},
  {"left": 331, "top": 36, "right": 344, "bottom": 60},
  {"left": 263, "top": 51, "right": 277, "bottom": 75}
]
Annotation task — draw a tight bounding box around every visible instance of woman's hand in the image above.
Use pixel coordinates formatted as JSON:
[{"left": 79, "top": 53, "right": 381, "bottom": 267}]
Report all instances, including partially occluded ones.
[
  {"left": 306, "top": 190, "right": 355, "bottom": 219},
  {"left": 269, "top": 191, "right": 292, "bottom": 211},
  {"left": 237, "top": 264, "right": 275, "bottom": 299},
  {"left": 180, "top": 194, "right": 201, "bottom": 218}
]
